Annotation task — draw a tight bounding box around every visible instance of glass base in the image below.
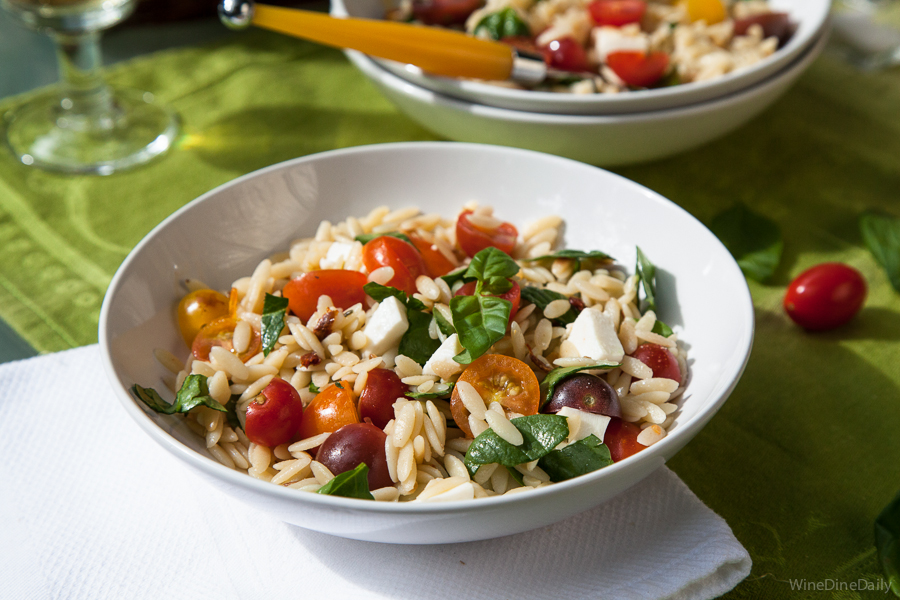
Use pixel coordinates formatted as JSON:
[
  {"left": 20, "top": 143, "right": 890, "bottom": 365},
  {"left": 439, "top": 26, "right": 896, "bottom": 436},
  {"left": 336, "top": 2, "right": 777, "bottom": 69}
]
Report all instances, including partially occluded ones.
[{"left": 4, "top": 88, "right": 179, "bottom": 175}]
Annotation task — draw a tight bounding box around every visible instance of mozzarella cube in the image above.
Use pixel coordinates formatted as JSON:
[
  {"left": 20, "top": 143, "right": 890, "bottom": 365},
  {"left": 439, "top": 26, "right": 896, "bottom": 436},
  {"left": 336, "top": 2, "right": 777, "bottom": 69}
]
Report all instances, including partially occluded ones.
[
  {"left": 568, "top": 307, "right": 625, "bottom": 363},
  {"left": 319, "top": 241, "right": 358, "bottom": 270},
  {"left": 363, "top": 296, "right": 409, "bottom": 356},
  {"left": 423, "top": 333, "right": 464, "bottom": 378},
  {"left": 593, "top": 26, "right": 649, "bottom": 61},
  {"left": 557, "top": 407, "right": 612, "bottom": 443}
]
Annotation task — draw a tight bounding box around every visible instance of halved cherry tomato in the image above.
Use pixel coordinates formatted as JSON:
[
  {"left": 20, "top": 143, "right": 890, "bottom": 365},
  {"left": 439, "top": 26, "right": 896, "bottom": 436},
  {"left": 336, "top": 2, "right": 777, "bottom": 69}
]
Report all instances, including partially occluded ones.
[
  {"left": 177, "top": 289, "right": 230, "bottom": 348},
  {"left": 604, "top": 418, "right": 644, "bottom": 461},
  {"left": 733, "top": 12, "right": 795, "bottom": 46},
  {"left": 606, "top": 51, "right": 669, "bottom": 87},
  {"left": 412, "top": 0, "right": 483, "bottom": 25},
  {"left": 359, "top": 368, "right": 411, "bottom": 429},
  {"left": 587, "top": 0, "right": 646, "bottom": 26},
  {"left": 630, "top": 343, "right": 682, "bottom": 383},
  {"left": 783, "top": 263, "right": 867, "bottom": 331},
  {"left": 282, "top": 270, "right": 368, "bottom": 323},
  {"left": 296, "top": 382, "right": 359, "bottom": 440},
  {"left": 680, "top": 0, "right": 725, "bottom": 24},
  {"left": 245, "top": 377, "right": 305, "bottom": 447},
  {"left": 450, "top": 354, "right": 539, "bottom": 437},
  {"left": 408, "top": 233, "right": 456, "bottom": 278},
  {"left": 191, "top": 316, "right": 261, "bottom": 362},
  {"left": 455, "top": 280, "right": 521, "bottom": 326},
  {"left": 541, "top": 37, "right": 590, "bottom": 72},
  {"left": 456, "top": 210, "right": 518, "bottom": 258},
  {"left": 362, "top": 236, "right": 427, "bottom": 295}
]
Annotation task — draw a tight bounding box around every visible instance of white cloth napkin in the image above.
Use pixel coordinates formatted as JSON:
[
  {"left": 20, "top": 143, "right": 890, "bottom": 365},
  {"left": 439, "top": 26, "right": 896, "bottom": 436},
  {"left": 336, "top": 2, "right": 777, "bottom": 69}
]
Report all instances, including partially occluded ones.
[{"left": 0, "top": 345, "right": 750, "bottom": 600}]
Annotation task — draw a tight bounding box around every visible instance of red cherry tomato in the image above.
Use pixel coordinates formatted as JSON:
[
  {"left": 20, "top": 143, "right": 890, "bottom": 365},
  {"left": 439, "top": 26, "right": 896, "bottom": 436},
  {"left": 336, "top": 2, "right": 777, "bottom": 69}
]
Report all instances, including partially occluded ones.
[
  {"left": 455, "top": 279, "right": 521, "bottom": 325},
  {"left": 606, "top": 51, "right": 669, "bottom": 87},
  {"left": 733, "top": 12, "right": 794, "bottom": 46},
  {"left": 412, "top": 0, "right": 483, "bottom": 25},
  {"left": 588, "top": 0, "right": 646, "bottom": 26},
  {"left": 244, "top": 377, "right": 305, "bottom": 447},
  {"left": 191, "top": 317, "right": 261, "bottom": 362},
  {"left": 783, "top": 263, "right": 867, "bottom": 331},
  {"left": 541, "top": 37, "right": 590, "bottom": 72},
  {"left": 283, "top": 270, "right": 368, "bottom": 323},
  {"left": 456, "top": 210, "right": 518, "bottom": 258},
  {"left": 604, "top": 418, "right": 644, "bottom": 461},
  {"left": 362, "top": 236, "right": 427, "bottom": 295},
  {"left": 408, "top": 233, "right": 456, "bottom": 278},
  {"left": 358, "top": 368, "right": 411, "bottom": 429},
  {"left": 630, "top": 343, "right": 682, "bottom": 384}
]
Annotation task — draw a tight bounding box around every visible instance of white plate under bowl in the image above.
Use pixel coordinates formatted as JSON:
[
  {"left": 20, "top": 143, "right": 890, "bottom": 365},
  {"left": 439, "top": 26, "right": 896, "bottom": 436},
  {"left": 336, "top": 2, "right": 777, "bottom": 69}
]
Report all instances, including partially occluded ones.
[
  {"left": 345, "top": 28, "right": 826, "bottom": 166},
  {"left": 100, "top": 142, "right": 753, "bottom": 544},
  {"left": 332, "top": 0, "right": 829, "bottom": 115}
]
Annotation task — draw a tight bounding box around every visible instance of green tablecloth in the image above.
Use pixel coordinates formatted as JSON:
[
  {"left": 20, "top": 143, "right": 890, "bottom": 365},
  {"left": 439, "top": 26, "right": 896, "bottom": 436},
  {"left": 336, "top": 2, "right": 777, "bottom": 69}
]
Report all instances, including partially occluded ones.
[{"left": 2, "top": 28, "right": 899, "bottom": 598}]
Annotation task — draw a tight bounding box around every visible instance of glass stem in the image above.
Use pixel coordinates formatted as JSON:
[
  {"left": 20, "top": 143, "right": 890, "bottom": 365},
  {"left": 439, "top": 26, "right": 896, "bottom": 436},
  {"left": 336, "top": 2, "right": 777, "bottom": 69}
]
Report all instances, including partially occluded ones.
[{"left": 52, "top": 30, "right": 115, "bottom": 125}]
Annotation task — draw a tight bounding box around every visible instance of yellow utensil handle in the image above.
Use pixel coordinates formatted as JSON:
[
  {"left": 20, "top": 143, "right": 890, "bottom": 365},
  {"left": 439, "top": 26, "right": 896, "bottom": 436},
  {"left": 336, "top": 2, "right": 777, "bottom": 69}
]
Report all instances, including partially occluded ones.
[{"left": 252, "top": 4, "right": 514, "bottom": 80}]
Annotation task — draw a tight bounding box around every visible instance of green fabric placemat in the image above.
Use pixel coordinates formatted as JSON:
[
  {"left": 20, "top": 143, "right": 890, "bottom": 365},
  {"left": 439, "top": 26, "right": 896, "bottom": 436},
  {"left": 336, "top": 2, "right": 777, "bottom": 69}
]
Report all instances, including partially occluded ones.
[{"left": 2, "top": 28, "right": 900, "bottom": 598}]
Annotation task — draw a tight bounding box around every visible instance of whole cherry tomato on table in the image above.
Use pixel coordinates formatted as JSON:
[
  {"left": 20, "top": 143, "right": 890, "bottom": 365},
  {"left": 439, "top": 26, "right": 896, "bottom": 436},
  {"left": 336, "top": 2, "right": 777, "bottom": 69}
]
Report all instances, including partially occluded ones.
[
  {"left": 630, "top": 343, "right": 682, "bottom": 384},
  {"left": 606, "top": 51, "right": 669, "bottom": 87},
  {"left": 362, "top": 235, "right": 427, "bottom": 295},
  {"left": 408, "top": 233, "right": 456, "bottom": 278},
  {"left": 588, "top": 0, "right": 646, "bottom": 26},
  {"left": 245, "top": 377, "right": 305, "bottom": 447},
  {"left": 604, "top": 418, "right": 644, "bottom": 462},
  {"left": 455, "top": 279, "right": 521, "bottom": 325},
  {"left": 783, "top": 263, "right": 867, "bottom": 331},
  {"left": 282, "top": 270, "right": 368, "bottom": 323},
  {"left": 358, "top": 368, "right": 412, "bottom": 429},
  {"left": 177, "top": 289, "right": 230, "bottom": 347},
  {"left": 456, "top": 210, "right": 518, "bottom": 258},
  {"left": 450, "top": 354, "right": 539, "bottom": 437},
  {"left": 191, "top": 316, "right": 261, "bottom": 362}
]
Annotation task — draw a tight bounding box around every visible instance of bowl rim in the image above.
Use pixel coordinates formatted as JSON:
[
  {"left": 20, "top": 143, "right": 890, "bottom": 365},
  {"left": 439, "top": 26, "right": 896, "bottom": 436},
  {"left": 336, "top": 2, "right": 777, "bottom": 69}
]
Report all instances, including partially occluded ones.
[
  {"left": 344, "top": 26, "right": 828, "bottom": 124},
  {"left": 331, "top": 0, "right": 830, "bottom": 113},
  {"left": 99, "top": 141, "right": 755, "bottom": 515}
]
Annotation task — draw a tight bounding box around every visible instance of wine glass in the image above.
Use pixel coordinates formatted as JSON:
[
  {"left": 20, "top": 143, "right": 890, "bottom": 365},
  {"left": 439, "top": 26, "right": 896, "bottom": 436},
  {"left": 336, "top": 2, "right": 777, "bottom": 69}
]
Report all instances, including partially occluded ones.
[{"left": 0, "top": 0, "right": 179, "bottom": 175}]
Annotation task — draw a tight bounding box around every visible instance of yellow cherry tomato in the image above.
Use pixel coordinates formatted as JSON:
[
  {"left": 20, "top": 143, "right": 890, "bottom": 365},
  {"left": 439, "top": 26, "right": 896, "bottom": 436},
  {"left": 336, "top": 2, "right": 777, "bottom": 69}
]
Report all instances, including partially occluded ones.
[
  {"left": 177, "top": 289, "right": 230, "bottom": 348},
  {"left": 680, "top": 0, "right": 726, "bottom": 24}
]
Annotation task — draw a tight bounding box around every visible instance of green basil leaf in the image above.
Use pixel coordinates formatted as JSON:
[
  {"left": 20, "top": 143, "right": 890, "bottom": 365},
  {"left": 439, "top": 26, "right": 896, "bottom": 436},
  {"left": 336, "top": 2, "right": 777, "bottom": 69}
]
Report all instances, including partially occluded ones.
[
  {"left": 226, "top": 394, "right": 243, "bottom": 430},
  {"left": 400, "top": 308, "right": 442, "bottom": 366},
  {"left": 506, "top": 466, "right": 525, "bottom": 485},
  {"left": 876, "top": 489, "right": 900, "bottom": 596},
  {"left": 524, "top": 249, "right": 613, "bottom": 272},
  {"left": 635, "top": 246, "right": 657, "bottom": 312},
  {"left": 709, "top": 203, "right": 783, "bottom": 283},
  {"left": 538, "top": 435, "right": 613, "bottom": 482},
  {"left": 261, "top": 293, "right": 289, "bottom": 356},
  {"left": 131, "top": 374, "right": 227, "bottom": 415},
  {"left": 859, "top": 210, "right": 900, "bottom": 292},
  {"left": 519, "top": 286, "right": 579, "bottom": 325},
  {"left": 363, "top": 282, "right": 427, "bottom": 312},
  {"left": 450, "top": 294, "right": 511, "bottom": 364},
  {"left": 440, "top": 267, "right": 472, "bottom": 288},
  {"left": 309, "top": 381, "right": 320, "bottom": 394},
  {"left": 540, "top": 363, "right": 620, "bottom": 408},
  {"left": 355, "top": 232, "right": 412, "bottom": 245},
  {"left": 651, "top": 319, "right": 673, "bottom": 337},
  {"left": 407, "top": 382, "right": 455, "bottom": 399},
  {"left": 434, "top": 309, "right": 456, "bottom": 336},
  {"left": 315, "top": 463, "right": 375, "bottom": 500},
  {"left": 464, "top": 414, "right": 569, "bottom": 475},
  {"left": 474, "top": 7, "right": 530, "bottom": 40},
  {"left": 465, "top": 247, "right": 520, "bottom": 286}
]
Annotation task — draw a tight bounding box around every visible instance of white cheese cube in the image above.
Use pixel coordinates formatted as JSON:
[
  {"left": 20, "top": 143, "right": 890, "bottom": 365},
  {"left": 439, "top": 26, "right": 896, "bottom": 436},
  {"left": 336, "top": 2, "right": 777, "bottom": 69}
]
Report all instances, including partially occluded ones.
[
  {"left": 423, "top": 333, "right": 464, "bottom": 378},
  {"left": 568, "top": 307, "right": 625, "bottom": 363},
  {"left": 558, "top": 407, "right": 612, "bottom": 442},
  {"left": 319, "top": 241, "right": 359, "bottom": 270},
  {"left": 593, "top": 26, "right": 649, "bottom": 61},
  {"left": 363, "top": 296, "right": 409, "bottom": 356}
]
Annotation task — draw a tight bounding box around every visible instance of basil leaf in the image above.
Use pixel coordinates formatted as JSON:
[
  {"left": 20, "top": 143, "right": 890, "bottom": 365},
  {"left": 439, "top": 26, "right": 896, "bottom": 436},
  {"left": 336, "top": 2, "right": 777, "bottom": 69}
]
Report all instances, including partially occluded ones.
[
  {"left": 434, "top": 309, "right": 456, "bottom": 336},
  {"left": 407, "top": 382, "right": 455, "bottom": 399},
  {"left": 355, "top": 231, "right": 412, "bottom": 245},
  {"left": 859, "top": 210, "right": 900, "bottom": 292},
  {"left": 876, "top": 489, "right": 900, "bottom": 596},
  {"left": 525, "top": 249, "right": 613, "bottom": 272},
  {"left": 538, "top": 435, "right": 613, "bottom": 482},
  {"left": 519, "top": 287, "right": 579, "bottom": 325},
  {"left": 709, "top": 203, "right": 783, "bottom": 283},
  {"left": 506, "top": 466, "right": 525, "bottom": 485},
  {"left": 474, "top": 7, "right": 530, "bottom": 40},
  {"left": 399, "top": 308, "right": 442, "bottom": 365},
  {"left": 309, "top": 381, "right": 320, "bottom": 394},
  {"left": 440, "top": 267, "right": 472, "bottom": 288},
  {"left": 464, "top": 414, "right": 569, "bottom": 475},
  {"left": 261, "top": 293, "right": 289, "bottom": 356},
  {"left": 131, "top": 374, "right": 227, "bottom": 415},
  {"left": 363, "top": 282, "right": 426, "bottom": 311},
  {"left": 450, "top": 294, "right": 511, "bottom": 364},
  {"left": 651, "top": 319, "right": 673, "bottom": 337},
  {"left": 635, "top": 246, "right": 657, "bottom": 312},
  {"left": 540, "top": 363, "right": 620, "bottom": 408},
  {"left": 226, "top": 394, "right": 243, "bottom": 430},
  {"left": 465, "top": 247, "right": 520, "bottom": 295},
  {"left": 316, "top": 463, "right": 375, "bottom": 500}
]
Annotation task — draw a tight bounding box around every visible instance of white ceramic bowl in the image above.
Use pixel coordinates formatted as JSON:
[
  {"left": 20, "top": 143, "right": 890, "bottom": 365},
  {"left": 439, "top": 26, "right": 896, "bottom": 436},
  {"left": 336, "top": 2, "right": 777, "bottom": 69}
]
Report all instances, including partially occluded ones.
[
  {"left": 100, "top": 142, "right": 754, "bottom": 544},
  {"left": 344, "top": 28, "right": 826, "bottom": 166},
  {"left": 331, "top": 0, "right": 829, "bottom": 115}
]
